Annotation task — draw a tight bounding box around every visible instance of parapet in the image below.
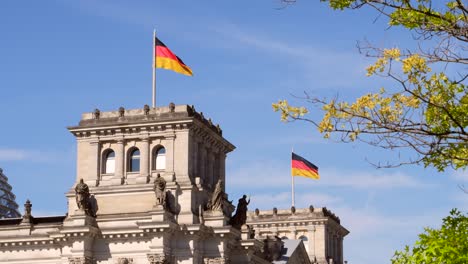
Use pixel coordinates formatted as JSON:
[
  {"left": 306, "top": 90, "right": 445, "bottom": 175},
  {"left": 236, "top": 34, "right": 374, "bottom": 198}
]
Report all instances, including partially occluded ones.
[
  {"left": 69, "top": 103, "right": 223, "bottom": 136},
  {"left": 247, "top": 205, "right": 341, "bottom": 224}
]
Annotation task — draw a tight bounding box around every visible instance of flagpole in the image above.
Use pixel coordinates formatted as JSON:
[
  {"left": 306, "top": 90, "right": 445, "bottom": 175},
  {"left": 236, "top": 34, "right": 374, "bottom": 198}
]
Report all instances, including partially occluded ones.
[
  {"left": 152, "top": 29, "right": 156, "bottom": 108},
  {"left": 291, "top": 147, "right": 295, "bottom": 207}
]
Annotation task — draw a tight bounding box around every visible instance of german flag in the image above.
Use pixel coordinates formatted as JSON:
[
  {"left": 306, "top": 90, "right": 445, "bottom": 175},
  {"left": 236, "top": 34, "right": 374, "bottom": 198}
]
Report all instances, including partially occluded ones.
[
  {"left": 291, "top": 152, "right": 319, "bottom": 179},
  {"left": 155, "top": 37, "right": 193, "bottom": 76}
]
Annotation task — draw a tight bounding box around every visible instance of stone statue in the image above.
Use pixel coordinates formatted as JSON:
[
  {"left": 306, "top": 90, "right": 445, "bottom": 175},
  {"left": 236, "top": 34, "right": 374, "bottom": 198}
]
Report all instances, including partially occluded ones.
[
  {"left": 118, "top": 258, "right": 133, "bottom": 264},
  {"left": 230, "top": 195, "right": 250, "bottom": 229},
  {"left": 154, "top": 174, "right": 167, "bottom": 208},
  {"left": 207, "top": 180, "right": 225, "bottom": 211},
  {"left": 75, "top": 179, "right": 94, "bottom": 217}
]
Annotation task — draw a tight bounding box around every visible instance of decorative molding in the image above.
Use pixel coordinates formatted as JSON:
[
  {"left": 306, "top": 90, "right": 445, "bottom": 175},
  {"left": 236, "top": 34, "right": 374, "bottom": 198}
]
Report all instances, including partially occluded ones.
[
  {"left": 68, "top": 256, "right": 94, "bottom": 264},
  {"left": 116, "top": 257, "right": 133, "bottom": 264},
  {"left": 147, "top": 253, "right": 170, "bottom": 264},
  {"left": 203, "top": 257, "right": 230, "bottom": 264}
]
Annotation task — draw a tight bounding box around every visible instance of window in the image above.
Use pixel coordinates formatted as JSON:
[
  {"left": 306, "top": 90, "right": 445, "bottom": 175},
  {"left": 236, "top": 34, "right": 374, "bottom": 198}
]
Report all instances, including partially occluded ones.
[
  {"left": 153, "top": 147, "right": 166, "bottom": 170},
  {"left": 299, "top": 235, "right": 309, "bottom": 249},
  {"left": 104, "top": 150, "right": 115, "bottom": 174},
  {"left": 129, "top": 148, "right": 140, "bottom": 172}
]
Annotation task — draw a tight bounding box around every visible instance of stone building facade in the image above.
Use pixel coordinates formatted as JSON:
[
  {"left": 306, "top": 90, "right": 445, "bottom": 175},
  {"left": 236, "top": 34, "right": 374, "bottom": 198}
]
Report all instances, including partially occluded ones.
[{"left": 0, "top": 104, "right": 348, "bottom": 263}]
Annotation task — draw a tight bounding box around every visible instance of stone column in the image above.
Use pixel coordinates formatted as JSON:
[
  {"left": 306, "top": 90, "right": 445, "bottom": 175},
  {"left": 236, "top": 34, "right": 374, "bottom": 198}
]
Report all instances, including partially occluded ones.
[
  {"left": 207, "top": 150, "right": 214, "bottom": 188},
  {"left": 219, "top": 153, "right": 226, "bottom": 184},
  {"left": 199, "top": 146, "right": 207, "bottom": 187},
  {"left": 339, "top": 237, "right": 344, "bottom": 264},
  {"left": 191, "top": 138, "right": 199, "bottom": 178},
  {"left": 113, "top": 138, "right": 125, "bottom": 185},
  {"left": 314, "top": 224, "right": 326, "bottom": 263},
  {"left": 137, "top": 137, "right": 150, "bottom": 184}
]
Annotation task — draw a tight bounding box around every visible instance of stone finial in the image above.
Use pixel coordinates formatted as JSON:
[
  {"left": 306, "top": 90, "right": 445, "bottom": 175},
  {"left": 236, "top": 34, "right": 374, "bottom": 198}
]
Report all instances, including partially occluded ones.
[
  {"left": 291, "top": 206, "right": 296, "bottom": 214},
  {"left": 191, "top": 105, "right": 195, "bottom": 112},
  {"left": 21, "top": 199, "right": 32, "bottom": 224},
  {"left": 118, "top": 107, "right": 125, "bottom": 117},
  {"left": 208, "top": 118, "right": 213, "bottom": 126},
  {"left": 200, "top": 112, "right": 204, "bottom": 119},
  {"left": 273, "top": 207, "right": 278, "bottom": 216},
  {"left": 143, "top": 104, "right": 150, "bottom": 115},
  {"left": 216, "top": 124, "right": 222, "bottom": 134},
  {"left": 255, "top": 208, "right": 260, "bottom": 216},
  {"left": 93, "top": 109, "right": 100, "bottom": 119},
  {"left": 309, "top": 205, "right": 314, "bottom": 213},
  {"left": 169, "top": 102, "right": 175, "bottom": 112}
]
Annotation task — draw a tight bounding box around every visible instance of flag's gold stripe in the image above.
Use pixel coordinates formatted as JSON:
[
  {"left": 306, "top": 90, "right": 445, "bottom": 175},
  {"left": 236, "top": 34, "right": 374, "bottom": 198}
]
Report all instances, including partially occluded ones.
[
  {"left": 156, "top": 56, "right": 193, "bottom": 76},
  {"left": 291, "top": 168, "right": 320, "bottom": 179}
]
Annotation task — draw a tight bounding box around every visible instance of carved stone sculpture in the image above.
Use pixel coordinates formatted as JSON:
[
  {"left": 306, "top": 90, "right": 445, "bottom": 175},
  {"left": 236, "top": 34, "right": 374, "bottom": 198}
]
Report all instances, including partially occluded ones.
[
  {"left": 75, "top": 179, "right": 94, "bottom": 217},
  {"left": 144, "top": 104, "right": 150, "bottom": 115},
  {"left": 117, "top": 258, "right": 133, "bottom": 264},
  {"left": 147, "top": 253, "right": 170, "bottom": 264},
  {"left": 93, "top": 109, "right": 100, "bottom": 119},
  {"left": 206, "top": 180, "right": 226, "bottom": 212},
  {"left": 118, "top": 107, "right": 125, "bottom": 117},
  {"left": 21, "top": 199, "right": 32, "bottom": 224},
  {"left": 68, "top": 256, "right": 94, "bottom": 264},
  {"left": 154, "top": 174, "right": 167, "bottom": 208},
  {"left": 263, "top": 236, "right": 283, "bottom": 262},
  {"left": 204, "top": 257, "right": 229, "bottom": 264},
  {"left": 169, "top": 102, "right": 175, "bottom": 112},
  {"left": 230, "top": 195, "right": 250, "bottom": 229}
]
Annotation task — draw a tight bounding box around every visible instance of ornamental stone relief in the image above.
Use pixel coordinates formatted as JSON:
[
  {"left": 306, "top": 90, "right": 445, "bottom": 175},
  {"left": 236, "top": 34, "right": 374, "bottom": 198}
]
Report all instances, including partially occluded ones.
[
  {"left": 117, "top": 258, "right": 133, "bottom": 264},
  {"left": 203, "top": 257, "right": 229, "bottom": 264},
  {"left": 68, "top": 256, "right": 95, "bottom": 264},
  {"left": 147, "top": 253, "right": 170, "bottom": 264}
]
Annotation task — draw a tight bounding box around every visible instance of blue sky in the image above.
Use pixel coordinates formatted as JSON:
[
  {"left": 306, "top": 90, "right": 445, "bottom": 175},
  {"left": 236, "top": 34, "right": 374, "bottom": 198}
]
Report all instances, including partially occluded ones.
[{"left": 0, "top": 1, "right": 466, "bottom": 263}]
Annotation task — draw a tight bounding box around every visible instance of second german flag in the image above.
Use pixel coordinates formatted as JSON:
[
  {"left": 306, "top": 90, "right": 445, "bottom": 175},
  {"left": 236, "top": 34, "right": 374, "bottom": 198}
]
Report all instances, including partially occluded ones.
[{"left": 155, "top": 37, "right": 193, "bottom": 76}]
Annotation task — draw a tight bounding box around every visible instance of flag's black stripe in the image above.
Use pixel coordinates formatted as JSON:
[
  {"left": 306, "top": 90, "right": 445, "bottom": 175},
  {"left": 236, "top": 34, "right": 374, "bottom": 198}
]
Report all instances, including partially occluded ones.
[
  {"left": 155, "top": 37, "right": 188, "bottom": 66},
  {"left": 155, "top": 37, "right": 167, "bottom": 47},
  {"left": 292, "top": 152, "right": 318, "bottom": 171}
]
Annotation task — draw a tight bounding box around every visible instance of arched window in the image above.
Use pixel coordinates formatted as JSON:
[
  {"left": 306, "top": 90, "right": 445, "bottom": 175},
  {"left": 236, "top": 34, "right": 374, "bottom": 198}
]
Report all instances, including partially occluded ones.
[
  {"left": 153, "top": 147, "right": 166, "bottom": 170},
  {"left": 299, "top": 235, "right": 309, "bottom": 249},
  {"left": 129, "top": 148, "right": 140, "bottom": 172},
  {"left": 103, "top": 150, "right": 115, "bottom": 174}
]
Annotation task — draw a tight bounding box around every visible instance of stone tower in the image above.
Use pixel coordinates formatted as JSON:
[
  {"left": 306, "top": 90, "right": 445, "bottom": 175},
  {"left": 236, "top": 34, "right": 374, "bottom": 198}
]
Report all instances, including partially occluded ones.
[{"left": 67, "top": 104, "right": 234, "bottom": 225}]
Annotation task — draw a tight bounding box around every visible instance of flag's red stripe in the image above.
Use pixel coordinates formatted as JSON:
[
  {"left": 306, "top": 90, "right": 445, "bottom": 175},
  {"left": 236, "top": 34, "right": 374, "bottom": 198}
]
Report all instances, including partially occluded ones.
[
  {"left": 292, "top": 160, "right": 318, "bottom": 174},
  {"left": 156, "top": 46, "right": 180, "bottom": 62}
]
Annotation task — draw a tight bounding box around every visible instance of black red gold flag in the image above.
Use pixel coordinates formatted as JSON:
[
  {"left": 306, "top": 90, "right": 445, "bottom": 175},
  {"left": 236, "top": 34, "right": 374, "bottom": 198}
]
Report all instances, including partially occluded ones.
[
  {"left": 291, "top": 152, "right": 319, "bottom": 179},
  {"left": 155, "top": 37, "right": 193, "bottom": 76}
]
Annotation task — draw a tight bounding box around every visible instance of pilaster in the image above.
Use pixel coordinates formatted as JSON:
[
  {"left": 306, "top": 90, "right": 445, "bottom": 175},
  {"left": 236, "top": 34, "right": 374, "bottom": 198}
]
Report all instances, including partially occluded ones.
[
  {"left": 87, "top": 140, "right": 100, "bottom": 187},
  {"left": 138, "top": 137, "right": 150, "bottom": 184},
  {"left": 165, "top": 134, "right": 175, "bottom": 176},
  {"left": 113, "top": 139, "right": 125, "bottom": 185}
]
